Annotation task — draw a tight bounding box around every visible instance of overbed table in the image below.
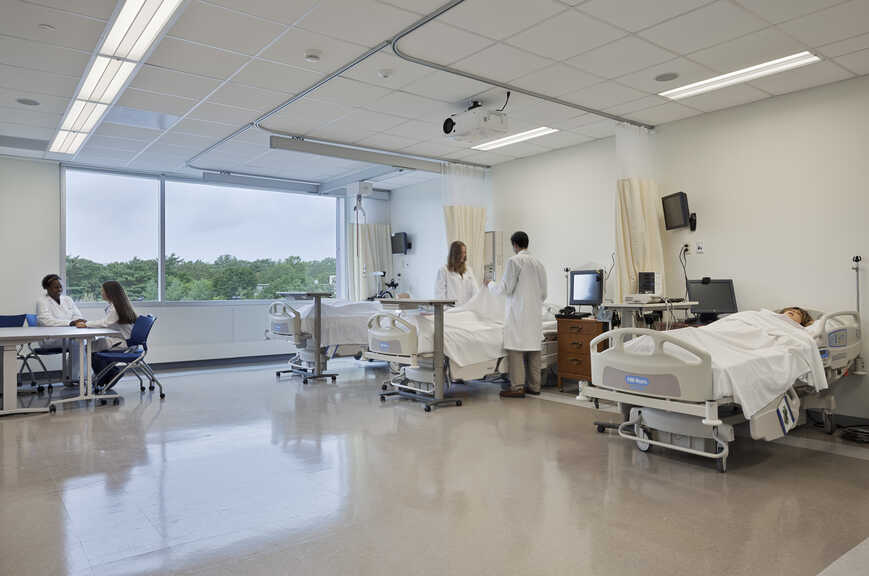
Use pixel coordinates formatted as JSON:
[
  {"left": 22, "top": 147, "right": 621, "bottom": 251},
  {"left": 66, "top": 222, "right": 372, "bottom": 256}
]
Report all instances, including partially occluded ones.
[
  {"left": 0, "top": 326, "right": 120, "bottom": 416},
  {"left": 274, "top": 292, "right": 337, "bottom": 383}
]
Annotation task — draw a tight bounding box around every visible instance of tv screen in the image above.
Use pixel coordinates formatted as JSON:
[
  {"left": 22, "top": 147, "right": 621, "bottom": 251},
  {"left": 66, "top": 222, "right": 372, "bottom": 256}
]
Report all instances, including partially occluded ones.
[
  {"left": 662, "top": 192, "right": 690, "bottom": 230},
  {"left": 687, "top": 279, "right": 738, "bottom": 315},
  {"left": 391, "top": 232, "right": 408, "bottom": 254}
]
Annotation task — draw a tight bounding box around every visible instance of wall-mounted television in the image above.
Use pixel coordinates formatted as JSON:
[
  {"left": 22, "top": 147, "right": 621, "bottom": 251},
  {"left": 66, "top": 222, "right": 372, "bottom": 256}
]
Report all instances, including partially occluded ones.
[
  {"left": 662, "top": 191, "right": 696, "bottom": 231},
  {"left": 391, "top": 232, "right": 410, "bottom": 254}
]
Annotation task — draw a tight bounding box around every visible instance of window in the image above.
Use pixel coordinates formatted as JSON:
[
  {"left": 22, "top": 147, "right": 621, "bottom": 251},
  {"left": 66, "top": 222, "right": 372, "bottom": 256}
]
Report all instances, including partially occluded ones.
[
  {"left": 164, "top": 181, "right": 336, "bottom": 301},
  {"left": 65, "top": 169, "right": 159, "bottom": 302}
]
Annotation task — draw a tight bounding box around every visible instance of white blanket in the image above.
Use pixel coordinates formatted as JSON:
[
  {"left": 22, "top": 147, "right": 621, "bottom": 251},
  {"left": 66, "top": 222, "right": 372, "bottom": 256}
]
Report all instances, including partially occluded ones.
[{"left": 628, "top": 310, "right": 827, "bottom": 419}]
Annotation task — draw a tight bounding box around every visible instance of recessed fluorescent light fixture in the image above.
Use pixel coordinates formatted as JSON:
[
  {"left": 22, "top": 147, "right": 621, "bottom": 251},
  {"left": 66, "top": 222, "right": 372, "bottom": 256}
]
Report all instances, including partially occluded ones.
[
  {"left": 660, "top": 51, "right": 821, "bottom": 100},
  {"left": 49, "top": 0, "right": 184, "bottom": 155},
  {"left": 472, "top": 127, "right": 559, "bottom": 151}
]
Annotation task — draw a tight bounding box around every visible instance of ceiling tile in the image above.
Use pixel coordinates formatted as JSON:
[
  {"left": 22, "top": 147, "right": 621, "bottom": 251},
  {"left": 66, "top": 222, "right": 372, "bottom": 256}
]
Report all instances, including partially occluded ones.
[
  {"left": 511, "top": 64, "right": 601, "bottom": 96},
  {"left": 398, "top": 21, "right": 494, "bottom": 65},
  {"left": 0, "top": 1, "right": 107, "bottom": 52},
  {"left": 493, "top": 140, "right": 549, "bottom": 158},
  {"left": 209, "top": 83, "right": 290, "bottom": 111},
  {"left": 779, "top": 0, "right": 869, "bottom": 47},
  {"left": 232, "top": 59, "right": 321, "bottom": 94},
  {"left": 439, "top": 0, "right": 568, "bottom": 40},
  {"left": 477, "top": 90, "right": 584, "bottom": 126},
  {"left": 605, "top": 95, "right": 670, "bottom": 115},
  {"left": 617, "top": 58, "right": 715, "bottom": 93},
  {"left": 168, "top": 1, "right": 286, "bottom": 56},
  {"left": 578, "top": 0, "right": 713, "bottom": 32},
  {"left": 377, "top": 0, "right": 446, "bottom": 15},
  {"left": 531, "top": 129, "right": 594, "bottom": 150},
  {"left": 261, "top": 27, "right": 366, "bottom": 73},
  {"left": 365, "top": 90, "right": 461, "bottom": 121},
  {"left": 574, "top": 119, "right": 618, "bottom": 138},
  {"left": 0, "top": 106, "right": 62, "bottom": 129},
  {"left": 402, "top": 139, "right": 468, "bottom": 157},
  {"left": 356, "top": 132, "right": 421, "bottom": 150},
  {"left": 189, "top": 101, "right": 259, "bottom": 124},
  {"left": 688, "top": 28, "right": 806, "bottom": 73},
  {"left": 0, "top": 36, "right": 89, "bottom": 77},
  {"left": 506, "top": 10, "right": 625, "bottom": 61},
  {"left": 171, "top": 118, "right": 237, "bottom": 139},
  {"left": 749, "top": 60, "right": 853, "bottom": 94},
  {"left": 85, "top": 135, "right": 149, "bottom": 152},
  {"left": 117, "top": 88, "right": 196, "bottom": 116},
  {"left": 460, "top": 149, "right": 515, "bottom": 165},
  {"left": 130, "top": 65, "right": 222, "bottom": 100},
  {"left": 453, "top": 43, "right": 554, "bottom": 83},
  {"left": 0, "top": 64, "right": 79, "bottom": 98},
  {"left": 297, "top": 0, "right": 419, "bottom": 48},
  {"left": 0, "top": 88, "right": 69, "bottom": 115},
  {"left": 562, "top": 81, "right": 647, "bottom": 109},
  {"left": 733, "top": 0, "right": 845, "bottom": 23},
  {"left": 341, "top": 50, "right": 432, "bottom": 89},
  {"left": 30, "top": 0, "right": 116, "bottom": 20},
  {"left": 308, "top": 77, "right": 392, "bottom": 108},
  {"left": 0, "top": 121, "right": 55, "bottom": 140},
  {"left": 676, "top": 83, "right": 769, "bottom": 111},
  {"left": 639, "top": 1, "right": 767, "bottom": 54},
  {"left": 625, "top": 102, "right": 702, "bottom": 124},
  {"left": 401, "top": 71, "right": 492, "bottom": 103},
  {"left": 75, "top": 146, "right": 140, "bottom": 165},
  {"left": 382, "top": 119, "right": 443, "bottom": 140},
  {"left": 308, "top": 108, "right": 407, "bottom": 141},
  {"left": 566, "top": 37, "right": 676, "bottom": 79},
  {"left": 206, "top": 0, "right": 320, "bottom": 24},
  {"left": 835, "top": 48, "right": 869, "bottom": 74},
  {"left": 156, "top": 130, "right": 216, "bottom": 149},
  {"left": 818, "top": 33, "right": 869, "bottom": 58},
  {"left": 259, "top": 97, "right": 353, "bottom": 134},
  {"left": 201, "top": 139, "right": 267, "bottom": 161},
  {"left": 93, "top": 122, "right": 162, "bottom": 141},
  {"left": 148, "top": 37, "right": 250, "bottom": 79}
]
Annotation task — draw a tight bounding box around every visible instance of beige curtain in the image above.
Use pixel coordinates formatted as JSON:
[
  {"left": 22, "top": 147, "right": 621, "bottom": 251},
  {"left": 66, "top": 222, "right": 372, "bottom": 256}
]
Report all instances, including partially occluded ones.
[
  {"left": 615, "top": 178, "right": 666, "bottom": 302},
  {"left": 346, "top": 222, "right": 393, "bottom": 301},
  {"left": 443, "top": 205, "right": 486, "bottom": 282}
]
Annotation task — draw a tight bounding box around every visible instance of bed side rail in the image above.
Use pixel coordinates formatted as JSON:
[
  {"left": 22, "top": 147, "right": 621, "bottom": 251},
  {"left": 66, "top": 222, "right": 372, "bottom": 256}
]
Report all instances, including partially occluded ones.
[
  {"left": 815, "top": 311, "right": 863, "bottom": 373},
  {"left": 367, "top": 312, "right": 419, "bottom": 357},
  {"left": 265, "top": 301, "right": 303, "bottom": 339},
  {"left": 589, "top": 328, "right": 714, "bottom": 402}
]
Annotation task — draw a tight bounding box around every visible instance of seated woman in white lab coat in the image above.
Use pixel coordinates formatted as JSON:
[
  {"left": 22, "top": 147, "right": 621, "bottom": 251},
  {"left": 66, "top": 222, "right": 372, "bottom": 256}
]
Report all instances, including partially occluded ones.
[
  {"left": 434, "top": 241, "right": 479, "bottom": 306},
  {"left": 77, "top": 281, "right": 138, "bottom": 384},
  {"left": 36, "top": 273, "right": 86, "bottom": 383}
]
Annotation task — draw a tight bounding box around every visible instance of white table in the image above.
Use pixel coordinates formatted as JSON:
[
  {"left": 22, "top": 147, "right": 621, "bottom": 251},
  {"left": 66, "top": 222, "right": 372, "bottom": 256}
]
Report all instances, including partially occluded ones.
[
  {"left": 0, "top": 327, "right": 120, "bottom": 416},
  {"left": 274, "top": 292, "right": 337, "bottom": 383}
]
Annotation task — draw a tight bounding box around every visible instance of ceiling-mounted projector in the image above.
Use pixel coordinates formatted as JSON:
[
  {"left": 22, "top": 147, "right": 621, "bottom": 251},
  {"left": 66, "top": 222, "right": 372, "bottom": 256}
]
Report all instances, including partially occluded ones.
[{"left": 443, "top": 101, "right": 508, "bottom": 144}]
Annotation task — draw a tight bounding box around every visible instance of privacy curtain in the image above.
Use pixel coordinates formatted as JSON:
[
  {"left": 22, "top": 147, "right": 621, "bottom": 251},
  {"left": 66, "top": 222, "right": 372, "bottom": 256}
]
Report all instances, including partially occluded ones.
[
  {"left": 346, "top": 222, "right": 393, "bottom": 301},
  {"left": 441, "top": 163, "right": 491, "bottom": 282},
  {"left": 614, "top": 124, "right": 666, "bottom": 302}
]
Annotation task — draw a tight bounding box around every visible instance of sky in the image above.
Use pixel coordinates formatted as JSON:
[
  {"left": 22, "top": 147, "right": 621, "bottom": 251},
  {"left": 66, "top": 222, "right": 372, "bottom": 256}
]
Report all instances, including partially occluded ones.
[{"left": 66, "top": 170, "right": 337, "bottom": 264}]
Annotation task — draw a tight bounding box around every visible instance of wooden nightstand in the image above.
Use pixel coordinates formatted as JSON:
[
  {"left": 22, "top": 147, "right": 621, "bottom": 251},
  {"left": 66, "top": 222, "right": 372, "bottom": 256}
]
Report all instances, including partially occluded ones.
[{"left": 557, "top": 317, "right": 608, "bottom": 391}]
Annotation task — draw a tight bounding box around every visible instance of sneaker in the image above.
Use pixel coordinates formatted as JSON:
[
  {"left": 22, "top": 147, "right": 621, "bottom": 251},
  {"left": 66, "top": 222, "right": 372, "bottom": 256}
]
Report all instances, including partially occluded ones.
[{"left": 500, "top": 389, "right": 525, "bottom": 398}]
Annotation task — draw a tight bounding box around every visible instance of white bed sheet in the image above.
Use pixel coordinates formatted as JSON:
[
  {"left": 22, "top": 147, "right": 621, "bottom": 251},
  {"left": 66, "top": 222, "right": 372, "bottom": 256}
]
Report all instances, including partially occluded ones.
[
  {"left": 295, "top": 299, "right": 382, "bottom": 346},
  {"left": 627, "top": 310, "right": 827, "bottom": 419}
]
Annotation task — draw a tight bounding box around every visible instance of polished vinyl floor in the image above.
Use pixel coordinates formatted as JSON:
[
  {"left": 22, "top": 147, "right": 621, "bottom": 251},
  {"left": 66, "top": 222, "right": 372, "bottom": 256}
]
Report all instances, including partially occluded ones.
[{"left": 2, "top": 360, "right": 869, "bottom": 576}]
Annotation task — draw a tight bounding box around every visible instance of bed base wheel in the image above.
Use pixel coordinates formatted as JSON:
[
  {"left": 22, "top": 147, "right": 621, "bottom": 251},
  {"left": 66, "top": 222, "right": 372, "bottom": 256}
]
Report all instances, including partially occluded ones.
[
  {"left": 635, "top": 426, "right": 651, "bottom": 452},
  {"left": 380, "top": 395, "right": 386, "bottom": 402},
  {"left": 424, "top": 405, "right": 432, "bottom": 413},
  {"left": 381, "top": 384, "right": 388, "bottom": 391},
  {"left": 49, "top": 405, "right": 56, "bottom": 414},
  {"left": 99, "top": 399, "right": 107, "bottom": 406},
  {"left": 596, "top": 425, "right": 606, "bottom": 433}
]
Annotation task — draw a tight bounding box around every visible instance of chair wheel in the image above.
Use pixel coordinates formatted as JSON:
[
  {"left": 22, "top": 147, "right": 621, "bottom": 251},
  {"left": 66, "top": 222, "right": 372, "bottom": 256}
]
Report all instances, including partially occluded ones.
[
  {"left": 331, "top": 376, "right": 336, "bottom": 382},
  {"left": 596, "top": 425, "right": 606, "bottom": 433},
  {"left": 140, "top": 386, "right": 146, "bottom": 391},
  {"left": 424, "top": 405, "right": 432, "bottom": 412},
  {"left": 382, "top": 384, "right": 388, "bottom": 391},
  {"left": 47, "top": 384, "right": 53, "bottom": 392},
  {"left": 49, "top": 405, "right": 56, "bottom": 414},
  {"left": 160, "top": 393, "right": 165, "bottom": 399},
  {"left": 456, "top": 400, "right": 462, "bottom": 407},
  {"left": 380, "top": 395, "right": 386, "bottom": 402},
  {"left": 149, "top": 385, "right": 155, "bottom": 391},
  {"left": 37, "top": 385, "right": 45, "bottom": 394},
  {"left": 303, "top": 379, "right": 308, "bottom": 384},
  {"left": 113, "top": 398, "right": 120, "bottom": 406},
  {"left": 100, "top": 400, "right": 107, "bottom": 406}
]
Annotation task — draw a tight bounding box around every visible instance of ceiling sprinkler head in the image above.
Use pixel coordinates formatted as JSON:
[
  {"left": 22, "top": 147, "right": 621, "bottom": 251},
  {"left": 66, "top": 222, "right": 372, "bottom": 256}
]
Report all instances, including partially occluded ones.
[
  {"left": 304, "top": 49, "right": 322, "bottom": 63},
  {"left": 377, "top": 68, "right": 393, "bottom": 79}
]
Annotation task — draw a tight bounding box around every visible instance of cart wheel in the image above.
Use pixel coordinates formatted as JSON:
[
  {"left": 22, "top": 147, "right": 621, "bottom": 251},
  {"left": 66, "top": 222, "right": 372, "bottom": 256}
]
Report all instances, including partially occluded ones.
[
  {"left": 635, "top": 426, "right": 651, "bottom": 452},
  {"left": 596, "top": 425, "right": 606, "bottom": 434},
  {"left": 456, "top": 400, "right": 462, "bottom": 407},
  {"left": 424, "top": 405, "right": 432, "bottom": 413},
  {"left": 380, "top": 395, "right": 386, "bottom": 402},
  {"left": 113, "top": 398, "right": 120, "bottom": 406},
  {"left": 49, "top": 404, "right": 56, "bottom": 414}
]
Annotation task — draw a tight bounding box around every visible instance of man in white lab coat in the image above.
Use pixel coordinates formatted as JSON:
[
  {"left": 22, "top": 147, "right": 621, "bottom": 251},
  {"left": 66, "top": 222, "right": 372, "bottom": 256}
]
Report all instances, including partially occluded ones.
[{"left": 491, "top": 231, "right": 547, "bottom": 398}]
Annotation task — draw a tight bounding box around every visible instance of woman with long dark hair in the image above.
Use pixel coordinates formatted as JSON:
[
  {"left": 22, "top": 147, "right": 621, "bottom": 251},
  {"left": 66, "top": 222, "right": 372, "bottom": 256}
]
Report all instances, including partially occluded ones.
[
  {"left": 78, "top": 281, "right": 138, "bottom": 351},
  {"left": 434, "top": 240, "right": 478, "bottom": 306}
]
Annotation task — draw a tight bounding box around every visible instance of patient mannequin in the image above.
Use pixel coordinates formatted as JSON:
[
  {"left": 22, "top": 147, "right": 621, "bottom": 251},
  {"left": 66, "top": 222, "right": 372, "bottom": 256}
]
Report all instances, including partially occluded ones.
[{"left": 781, "top": 306, "right": 814, "bottom": 327}]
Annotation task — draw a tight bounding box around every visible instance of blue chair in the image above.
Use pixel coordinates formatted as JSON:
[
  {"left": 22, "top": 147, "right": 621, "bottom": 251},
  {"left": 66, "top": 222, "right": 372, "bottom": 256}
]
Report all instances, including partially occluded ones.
[
  {"left": 0, "top": 314, "right": 45, "bottom": 392},
  {"left": 93, "top": 315, "right": 164, "bottom": 399},
  {"left": 18, "top": 314, "right": 57, "bottom": 393}
]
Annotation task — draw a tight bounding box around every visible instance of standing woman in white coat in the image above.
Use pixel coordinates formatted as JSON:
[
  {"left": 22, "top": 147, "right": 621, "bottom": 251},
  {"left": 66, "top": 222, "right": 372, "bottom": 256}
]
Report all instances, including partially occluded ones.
[
  {"left": 434, "top": 241, "right": 479, "bottom": 306},
  {"left": 36, "top": 273, "right": 86, "bottom": 382},
  {"left": 490, "top": 231, "right": 547, "bottom": 398}
]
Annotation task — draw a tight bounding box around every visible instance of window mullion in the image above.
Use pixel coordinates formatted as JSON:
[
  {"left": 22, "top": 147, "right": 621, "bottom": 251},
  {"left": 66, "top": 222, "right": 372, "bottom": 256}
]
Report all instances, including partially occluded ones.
[{"left": 159, "top": 175, "right": 166, "bottom": 303}]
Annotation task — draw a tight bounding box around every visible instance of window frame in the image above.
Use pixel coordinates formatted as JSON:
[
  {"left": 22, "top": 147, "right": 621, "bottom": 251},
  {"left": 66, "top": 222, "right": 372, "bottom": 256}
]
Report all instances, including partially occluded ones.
[{"left": 61, "top": 165, "right": 341, "bottom": 306}]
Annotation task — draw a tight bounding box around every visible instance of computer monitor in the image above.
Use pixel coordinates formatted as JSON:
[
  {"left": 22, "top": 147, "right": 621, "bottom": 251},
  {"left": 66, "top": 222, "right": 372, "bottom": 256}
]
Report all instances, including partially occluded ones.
[
  {"left": 569, "top": 269, "right": 603, "bottom": 307},
  {"left": 687, "top": 279, "right": 737, "bottom": 322},
  {"left": 662, "top": 192, "right": 691, "bottom": 230}
]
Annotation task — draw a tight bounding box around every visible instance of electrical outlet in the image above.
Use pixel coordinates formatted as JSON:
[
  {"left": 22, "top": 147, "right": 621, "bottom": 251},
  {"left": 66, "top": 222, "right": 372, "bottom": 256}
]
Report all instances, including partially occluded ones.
[
  {"left": 682, "top": 243, "right": 690, "bottom": 255},
  {"left": 696, "top": 241, "right": 704, "bottom": 255}
]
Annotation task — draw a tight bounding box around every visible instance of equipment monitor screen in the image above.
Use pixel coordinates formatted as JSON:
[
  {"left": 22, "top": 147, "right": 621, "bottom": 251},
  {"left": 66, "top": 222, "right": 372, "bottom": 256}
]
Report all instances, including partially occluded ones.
[
  {"left": 569, "top": 270, "right": 603, "bottom": 306},
  {"left": 687, "top": 279, "right": 738, "bottom": 315}
]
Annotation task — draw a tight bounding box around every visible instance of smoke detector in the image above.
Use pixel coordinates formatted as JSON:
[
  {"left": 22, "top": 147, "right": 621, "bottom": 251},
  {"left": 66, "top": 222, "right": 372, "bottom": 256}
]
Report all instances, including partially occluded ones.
[{"left": 304, "top": 49, "right": 322, "bottom": 63}]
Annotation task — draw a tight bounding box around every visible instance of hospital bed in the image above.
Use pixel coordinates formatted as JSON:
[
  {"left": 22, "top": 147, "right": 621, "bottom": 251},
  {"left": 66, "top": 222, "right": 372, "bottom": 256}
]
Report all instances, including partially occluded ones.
[
  {"left": 364, "top": 291, "right": 559, "bottom": 411},
  {"left": 581, "top": 309, "right": 863, "bottom": 472},
  {"left": 265, "top": 294, "right": 383, "bottom": 382}
]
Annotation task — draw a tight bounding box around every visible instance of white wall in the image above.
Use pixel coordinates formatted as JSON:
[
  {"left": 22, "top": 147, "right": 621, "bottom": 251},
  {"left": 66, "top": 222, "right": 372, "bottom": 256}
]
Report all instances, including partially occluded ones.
[
  {"left": 390, "top": 178, "right": 446, "bottom": 298},
  {"left": 492, "top": 138, "right": 618, "bottom": 306},
  {"left": 487, "top": 74, "right": 869, "bottom": 417},
  {"left": 0, "top": 156, "right": 61, "bottom": 314}
]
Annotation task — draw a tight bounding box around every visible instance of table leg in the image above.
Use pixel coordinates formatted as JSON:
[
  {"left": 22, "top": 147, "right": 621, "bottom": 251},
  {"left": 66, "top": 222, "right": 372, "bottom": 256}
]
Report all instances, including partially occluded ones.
[
  {"left": 433, "top": 303, "right": 444, "bottom": 402},
  {"left": 2, "top": 344, "right": 18, "bottom": 412},
  {"left": 313, "top": 295, "right": 322, "bottom": 376},
  {"left": 79, "top": 338, "right": 86, "bottom": 397}
]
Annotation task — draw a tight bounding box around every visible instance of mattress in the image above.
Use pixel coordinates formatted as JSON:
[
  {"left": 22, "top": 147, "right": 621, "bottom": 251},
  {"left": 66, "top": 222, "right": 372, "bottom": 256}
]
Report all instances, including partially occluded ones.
[{"left": 626, "top": 310, "right": 827, "bottom": 419}]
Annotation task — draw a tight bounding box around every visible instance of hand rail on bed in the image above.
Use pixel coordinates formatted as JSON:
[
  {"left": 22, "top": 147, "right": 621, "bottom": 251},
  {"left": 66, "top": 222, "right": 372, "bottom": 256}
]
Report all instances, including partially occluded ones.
[
  {"left": 265, "top": 301, "right": 304, "bottom": 341},
  {"left": 815, "top": 311, "right": 861, "bottom": 341},
  {"left": 590, "top": 328, "right": 712, "bottom": 364}
]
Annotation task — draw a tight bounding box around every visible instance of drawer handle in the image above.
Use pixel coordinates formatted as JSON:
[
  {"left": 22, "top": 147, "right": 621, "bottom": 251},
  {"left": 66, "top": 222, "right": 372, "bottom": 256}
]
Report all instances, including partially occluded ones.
[
  {"left": 569, "top": 358, "right": 583, "bottom": 364},
  {"left": 570, "top": 342, "right": 584, "bottom": 349},
  {"left": 568, "top": 326, "right": 584, "bottom": 333}
]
